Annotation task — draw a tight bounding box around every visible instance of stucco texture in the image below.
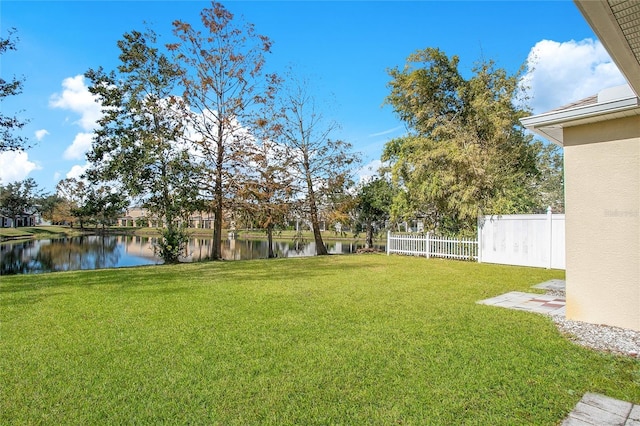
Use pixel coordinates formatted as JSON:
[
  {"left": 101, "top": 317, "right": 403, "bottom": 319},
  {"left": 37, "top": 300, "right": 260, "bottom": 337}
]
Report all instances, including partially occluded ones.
[{"left": 564, "top": 115, "right": 640, "bottom": 331}]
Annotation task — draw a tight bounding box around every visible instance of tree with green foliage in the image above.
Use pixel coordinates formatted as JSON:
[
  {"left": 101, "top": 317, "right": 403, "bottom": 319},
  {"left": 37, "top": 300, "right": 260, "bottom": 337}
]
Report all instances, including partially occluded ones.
[
  {"left": 85, "top": 29, "right": 200, "bottom": 263},
  {"left": 355, "top": 178, "right": 395, "bottom": 249},
  {"left": 72, "top": 185, "right": 128, "bottom": 230},
  {"left": 0, "top": 29, "right": 30, "bottom": 152},
  {"left": 169, "top": 2, "right": 279, "bottom": 260},
  {"left": 55, "top": 178, "right": 90, "bottom": 227},
  {"left": 0, "top": 178, "right": 43, "bottom": 227},
  {"left": 324, "top": 175, "right": 358, "bottom": 239},
  {"left": 39, "top": 194, "right": 63, "bottom": 224},
  {"left": 383, "top": 48, "right": 539, "bottom": 236},
  {"left": 533, "top": 142, "right": 564, "bottom": 213}
]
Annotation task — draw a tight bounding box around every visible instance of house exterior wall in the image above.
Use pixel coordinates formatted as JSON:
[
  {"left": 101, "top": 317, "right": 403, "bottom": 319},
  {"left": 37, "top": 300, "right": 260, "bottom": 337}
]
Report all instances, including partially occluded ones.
[
  {"left": 563, "top": 115, "right": 640, "bottom": 331},
  {"left": 0, "top": 214, "right": 38, "bottom": 228}
]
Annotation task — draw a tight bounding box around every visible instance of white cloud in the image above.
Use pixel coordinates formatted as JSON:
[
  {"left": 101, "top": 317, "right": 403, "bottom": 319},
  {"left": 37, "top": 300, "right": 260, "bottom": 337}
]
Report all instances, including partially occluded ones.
[
  {"left": 49, "top": 75, "right": 102, "bottom": 131},
  {"left": 356, "top": 159, "right": 383, "bottom": 184},
  {"left": 66, "top": 164, "right": 89, "bottom": 180},
  {"left": 35, "top": 129, "right": 49, "bottom": 141},
  {"left": 368, "top": 126, "right": 404, "bottom": 138},
  {"left": 0, "top": 151, "right": 40, "bottom": 184},
  {"left": 522, "top": 39, "right": 626, "bottom": 114},
  {"left": 63, "top": 132, "right": 94, "bottom": 160}
]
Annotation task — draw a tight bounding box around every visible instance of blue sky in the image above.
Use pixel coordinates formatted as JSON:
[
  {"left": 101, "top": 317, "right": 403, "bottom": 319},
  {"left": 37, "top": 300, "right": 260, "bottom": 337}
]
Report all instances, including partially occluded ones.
[{"left": 0, "top": 1, "right": 626, "bottom": 192}]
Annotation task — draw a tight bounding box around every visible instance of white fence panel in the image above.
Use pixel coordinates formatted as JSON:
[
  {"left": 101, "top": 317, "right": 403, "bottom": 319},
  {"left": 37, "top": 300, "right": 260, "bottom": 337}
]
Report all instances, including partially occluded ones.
[
  {"left": 478, "top": 210, "right": 565, "bottom": 269},
  {"left": 387, "top": 232, "right": 478, "bottom": 261},
  {"left": 386, "top": 210, "right": 564, "bottom": 269}
]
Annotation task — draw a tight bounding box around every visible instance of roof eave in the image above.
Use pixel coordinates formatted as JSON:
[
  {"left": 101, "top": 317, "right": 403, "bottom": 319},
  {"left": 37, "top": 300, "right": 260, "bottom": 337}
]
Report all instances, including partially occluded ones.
[{"left": 521, "top": 96, "right": 640, "bottom": 146}]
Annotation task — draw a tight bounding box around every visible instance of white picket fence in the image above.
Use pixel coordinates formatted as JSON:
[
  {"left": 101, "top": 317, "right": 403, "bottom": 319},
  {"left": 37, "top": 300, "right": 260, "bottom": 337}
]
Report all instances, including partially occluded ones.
[{"left": 386, "top": 231, "right": 478, "bottom": 261}]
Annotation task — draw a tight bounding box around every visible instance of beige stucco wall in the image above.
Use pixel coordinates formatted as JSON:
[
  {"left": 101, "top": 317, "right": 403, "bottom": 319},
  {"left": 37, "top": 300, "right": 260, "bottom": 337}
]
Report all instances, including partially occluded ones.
[{"left": 563, "top": 115, "right": 640, "bottom": 331}]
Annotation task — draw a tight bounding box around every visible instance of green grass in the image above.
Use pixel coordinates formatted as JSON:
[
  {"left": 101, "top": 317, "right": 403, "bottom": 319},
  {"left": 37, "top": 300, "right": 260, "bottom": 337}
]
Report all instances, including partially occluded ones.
[
  {"left": 1, "top": 255, "right": 638, "bottom": 424},
  {"left": 0, "top": 225, "right": 84, "bottom": 240}
]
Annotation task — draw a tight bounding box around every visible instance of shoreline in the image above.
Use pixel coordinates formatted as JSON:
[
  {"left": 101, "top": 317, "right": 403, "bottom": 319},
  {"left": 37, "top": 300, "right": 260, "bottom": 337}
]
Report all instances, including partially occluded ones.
[{"left": 0, "top": 225, "right": 379, "bottom": 245}]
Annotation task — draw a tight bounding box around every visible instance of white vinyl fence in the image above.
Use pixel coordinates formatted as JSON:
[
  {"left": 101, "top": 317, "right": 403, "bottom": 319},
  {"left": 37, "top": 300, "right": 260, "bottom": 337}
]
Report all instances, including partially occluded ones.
[
  {"left": 386, "top": 232, "right": 478, "bottom": 261},
  {"left": 386, "top": 209, "right": 565, "bottom": 269},
  {"left": 477, "top": 209, "right": 565, "bottom": 269}
]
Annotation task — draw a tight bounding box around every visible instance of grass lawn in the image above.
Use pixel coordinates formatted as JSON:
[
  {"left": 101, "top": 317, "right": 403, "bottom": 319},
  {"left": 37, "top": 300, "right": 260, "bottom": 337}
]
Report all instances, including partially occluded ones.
[
  {"left": 0, "top": 225, "right": 85, "bottom": 241},
  {"left": 1, "top": 255, "right": 638, "bottom": 424}
]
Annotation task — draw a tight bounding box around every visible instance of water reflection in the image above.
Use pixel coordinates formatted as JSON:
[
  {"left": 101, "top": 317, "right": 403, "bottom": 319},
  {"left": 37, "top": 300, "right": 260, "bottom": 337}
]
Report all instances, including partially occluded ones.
[
  {"left": 0, "top": 235, "right": 385, "bottom": 275},
  {"left": 0, "top": 235, "right": 160, "bottom": 275}
]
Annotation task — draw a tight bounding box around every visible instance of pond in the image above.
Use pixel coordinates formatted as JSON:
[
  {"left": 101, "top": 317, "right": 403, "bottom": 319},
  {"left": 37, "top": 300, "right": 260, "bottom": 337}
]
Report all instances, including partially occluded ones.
[{"left": 0, "top": 235, "right": 385, "bottom": 275}]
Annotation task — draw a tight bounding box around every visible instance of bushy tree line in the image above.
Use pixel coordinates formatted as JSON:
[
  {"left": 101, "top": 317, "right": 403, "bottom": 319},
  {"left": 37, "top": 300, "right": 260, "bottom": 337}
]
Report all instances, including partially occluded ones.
[{"left": 0, "top": 178, "right": 127, "bottom": 229}]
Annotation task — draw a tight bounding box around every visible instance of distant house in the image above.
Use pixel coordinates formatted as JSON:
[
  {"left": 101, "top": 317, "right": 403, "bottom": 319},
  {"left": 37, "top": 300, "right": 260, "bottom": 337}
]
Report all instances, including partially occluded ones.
[
  {"left": 521, "top": 0, "right": 640, "bottom": 331},
  {"left": 117, "top": 207, "right": 216, "bottom": 229},
  {"left": 1, "top": 211, "right": 40, "bottom": 228}
]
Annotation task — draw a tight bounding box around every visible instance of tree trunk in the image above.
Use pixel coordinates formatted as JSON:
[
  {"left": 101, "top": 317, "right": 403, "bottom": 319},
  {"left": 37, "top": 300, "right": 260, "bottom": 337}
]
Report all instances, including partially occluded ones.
[
  {"left": 212, "top": 202, "right": 222, "bottom": 260},
  {"left": 365, "top": 222, "right": 374, "bottom": 249},
  {"left": 267, "top": 224, "right": 275, "bottom": 258},
  {"left": 211, "top": 134, "right": 224, "bottom": 260},
  {"left": 309, "top": 198, "right": 327, "bottom": 256},
  {"left": 304, "top": 156, "right": 327, "bottom": 256}
]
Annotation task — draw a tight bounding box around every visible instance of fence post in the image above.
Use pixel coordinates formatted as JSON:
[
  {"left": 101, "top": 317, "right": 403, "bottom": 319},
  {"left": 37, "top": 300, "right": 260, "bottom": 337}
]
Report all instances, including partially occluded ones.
[
  {"left": 547, "top": 206, "right": 552, "bottom": 269},
  {"left": 477, "top": 216, "right": 483, "bottom": 263},
  {"left": 425, "top": 232, "right": 431, "bottom": 258},
  {"left": 386, "top": 231, "right": 391, "bottom": 256}
]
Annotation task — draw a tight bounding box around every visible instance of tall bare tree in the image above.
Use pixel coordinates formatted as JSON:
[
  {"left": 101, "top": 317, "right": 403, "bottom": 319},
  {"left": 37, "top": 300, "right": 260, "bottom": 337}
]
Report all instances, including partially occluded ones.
[
  {"left": 169, "top": 2, "right": 279, "bottom": 259},
  {"left": 277, "top": 79, "right": 359, "bottom": 255}
]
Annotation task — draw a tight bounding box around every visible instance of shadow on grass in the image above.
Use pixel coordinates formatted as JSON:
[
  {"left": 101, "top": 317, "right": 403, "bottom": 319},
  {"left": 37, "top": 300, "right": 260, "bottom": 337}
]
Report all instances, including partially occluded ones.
[{"left": 0, "top": 291, "right": 68, "bottom": 307}]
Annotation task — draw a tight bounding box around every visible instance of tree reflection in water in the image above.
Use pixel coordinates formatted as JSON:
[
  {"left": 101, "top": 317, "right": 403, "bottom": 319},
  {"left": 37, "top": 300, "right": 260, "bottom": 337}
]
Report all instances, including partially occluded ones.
[
  {"left": 1, "top": 235, "right": 384, "bottom": 275},
  {"left": 0, "top": 236, "right": 159, "bottom": 275}
]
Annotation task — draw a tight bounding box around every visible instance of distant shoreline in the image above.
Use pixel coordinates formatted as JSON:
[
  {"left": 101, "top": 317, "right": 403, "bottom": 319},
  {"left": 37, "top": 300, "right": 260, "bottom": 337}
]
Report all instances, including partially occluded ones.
[{"left": 0, "top": 225, "right": 378, "bottom": 244}]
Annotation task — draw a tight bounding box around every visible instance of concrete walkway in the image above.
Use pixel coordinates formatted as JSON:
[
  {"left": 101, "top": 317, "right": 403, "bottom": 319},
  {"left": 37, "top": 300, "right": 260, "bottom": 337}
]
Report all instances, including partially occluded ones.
[
  {"left": 531, "top": 278, "right": 566, "bottom": 292},
  {"left": 562, "top": 393, "right": 640, "bottom": 425},
  {"left": 476, "top": 279, "right": 566, "bottom": 316},
  {"left": 477, "top": 280, "right": 639, "bottom": 425}
]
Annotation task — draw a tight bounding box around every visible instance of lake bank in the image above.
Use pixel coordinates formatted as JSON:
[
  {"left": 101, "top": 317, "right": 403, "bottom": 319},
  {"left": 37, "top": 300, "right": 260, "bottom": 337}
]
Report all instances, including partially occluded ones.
[
  {"left": 0, "top": 225, "right": 88, "bottom": 242},
  {"left": 0, "top": 225, "right": 378, "bottom": 244}
]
